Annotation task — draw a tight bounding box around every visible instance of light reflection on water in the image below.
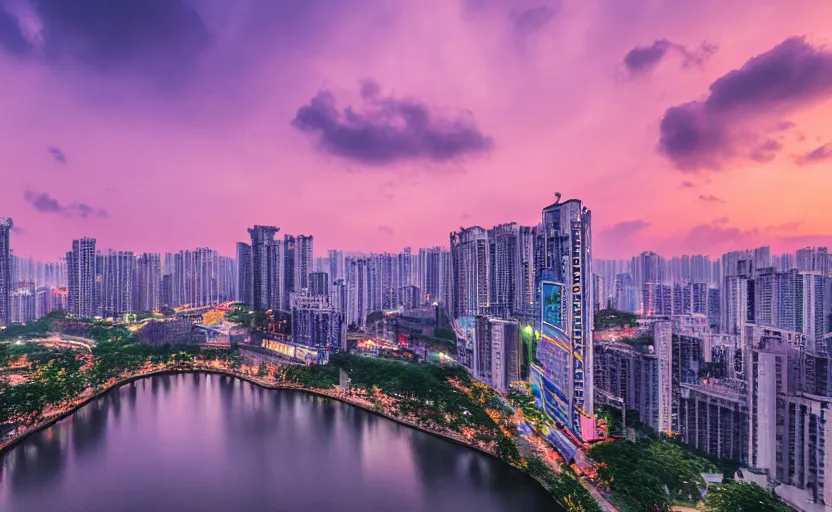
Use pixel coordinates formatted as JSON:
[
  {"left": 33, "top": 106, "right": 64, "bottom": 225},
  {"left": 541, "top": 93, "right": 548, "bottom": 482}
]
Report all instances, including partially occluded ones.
[{"left": 0, "top": 374, "right": 558, "bottom": 512}]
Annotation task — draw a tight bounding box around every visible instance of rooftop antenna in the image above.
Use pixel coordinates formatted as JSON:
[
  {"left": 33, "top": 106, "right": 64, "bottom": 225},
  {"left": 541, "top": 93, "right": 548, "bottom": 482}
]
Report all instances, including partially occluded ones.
[{"left": 554, "top": 192, "right": 562, "bottom": 204}]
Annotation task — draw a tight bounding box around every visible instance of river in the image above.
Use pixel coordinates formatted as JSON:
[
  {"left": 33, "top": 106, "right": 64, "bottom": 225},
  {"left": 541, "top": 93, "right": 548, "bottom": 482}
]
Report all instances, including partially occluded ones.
[{"left": 0, "top": 373, "right": 560, "bottom": 512}]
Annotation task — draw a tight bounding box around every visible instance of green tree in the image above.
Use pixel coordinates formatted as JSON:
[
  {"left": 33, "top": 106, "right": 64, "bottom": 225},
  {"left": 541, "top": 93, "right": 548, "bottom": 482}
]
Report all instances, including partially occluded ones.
[
  {"left": 589, "top": 437, "right": 718, "bottom": 511},
  {"left": 494, "top": 434, "right": 520, "bottom": 465},
  {"left": 434, "top": 326, "right": 456, "bottom": 342},
  {"left": 593, "top": 309, "right": 639, "bottom": 330},
  {"left": 704, "top": 481, "right": 790, "bottom": 512}
]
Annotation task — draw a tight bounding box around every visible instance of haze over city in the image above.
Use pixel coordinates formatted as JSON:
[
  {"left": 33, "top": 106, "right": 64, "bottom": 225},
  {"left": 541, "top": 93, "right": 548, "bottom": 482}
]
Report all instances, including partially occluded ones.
[{"left": 3, "top": 0, "right": 832, "bottom": 261}]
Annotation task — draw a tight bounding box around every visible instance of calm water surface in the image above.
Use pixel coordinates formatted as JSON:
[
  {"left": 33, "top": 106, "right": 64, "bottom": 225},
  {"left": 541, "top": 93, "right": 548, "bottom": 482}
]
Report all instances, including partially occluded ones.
[{"left": 0, "top": 373, "right": 559, "bottom": 512}]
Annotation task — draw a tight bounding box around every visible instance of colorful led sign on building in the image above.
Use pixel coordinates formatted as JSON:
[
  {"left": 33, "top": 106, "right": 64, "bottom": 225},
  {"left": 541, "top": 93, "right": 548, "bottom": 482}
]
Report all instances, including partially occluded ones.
[{"left": 529, "top": 197, "right": 596, "bottom": 443}]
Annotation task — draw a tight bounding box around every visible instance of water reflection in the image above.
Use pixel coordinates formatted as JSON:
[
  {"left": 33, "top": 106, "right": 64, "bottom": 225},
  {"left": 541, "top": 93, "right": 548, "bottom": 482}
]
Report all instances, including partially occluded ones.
[{"left": 0, "top": 375, "right": 558, "bottom": 512}]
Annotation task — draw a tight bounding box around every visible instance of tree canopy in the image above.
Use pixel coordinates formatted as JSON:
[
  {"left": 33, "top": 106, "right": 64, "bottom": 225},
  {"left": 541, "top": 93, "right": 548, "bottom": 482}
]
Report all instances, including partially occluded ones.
[
  {"left": 589, "top": 438, "right": 718, "bottom": 511},
  {"left": 593, "top": 309, "right": 639, "bottom": 331},
  {"left": 703, "top": 481, "right": 790, "bottom": 512}
]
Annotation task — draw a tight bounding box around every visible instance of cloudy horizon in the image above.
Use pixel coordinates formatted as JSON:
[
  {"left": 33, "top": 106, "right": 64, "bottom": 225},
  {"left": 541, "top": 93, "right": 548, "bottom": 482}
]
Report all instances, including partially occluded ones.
[{"left": 2, "top": 0, "right": 831, "bottom": 260}]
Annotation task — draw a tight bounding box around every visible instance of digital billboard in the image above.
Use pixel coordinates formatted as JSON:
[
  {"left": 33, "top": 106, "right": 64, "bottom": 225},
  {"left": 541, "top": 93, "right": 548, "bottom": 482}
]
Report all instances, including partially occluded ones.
[
  {"left": 541, "top": 281, "right": 563, "bottom": 331},
  {"left": 296, "top": 346, "right": 319, "bottom": 364},
  {"left": 530, "top": 364, "right": 569, "bottom": 427},
  {"left": 570, "top": 220, "right": 588, "bottom": 438}
]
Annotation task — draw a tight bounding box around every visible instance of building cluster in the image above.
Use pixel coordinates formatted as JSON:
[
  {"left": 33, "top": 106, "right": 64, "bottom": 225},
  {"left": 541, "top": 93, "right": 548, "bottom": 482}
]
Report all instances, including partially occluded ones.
[
  {"left": 339, "top": 247, "right": 452, "bottom": 329},
  {"left": 0, "top": 224, "right": 235, "bottom": 326},
  {"left": 594, "top": 246, "right": 832, "bottom": 507},
  {"left": 237, "top": 227, "right": 345, "bottom": 352},
  {"left": 446, "top": 197, "right": 596, "bottom": 446},
  {"left": 237, "top": 225, "right": 462, "bottom": 355},
  {"left": 4, "top": 200, "right": 832, "bottom": 508}
]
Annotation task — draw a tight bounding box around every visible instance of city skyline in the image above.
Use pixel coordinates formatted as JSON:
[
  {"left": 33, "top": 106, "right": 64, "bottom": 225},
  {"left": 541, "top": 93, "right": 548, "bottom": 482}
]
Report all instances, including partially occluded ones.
[{"left": 2, "top": 2, "right": 832, "bottom": 261}]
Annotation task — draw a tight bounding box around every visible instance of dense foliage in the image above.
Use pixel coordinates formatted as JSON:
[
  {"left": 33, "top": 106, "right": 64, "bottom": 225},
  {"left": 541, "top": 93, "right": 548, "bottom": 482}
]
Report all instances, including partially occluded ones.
[
  {"left": 434, "top": 326, "right": 456, "bottom": 341},
  {"left": 593, "top": 309, "right": 639, "bottom": 331},
  {"left": 1, "top": 327, "right": 240, "bottom": 428},
  {"left": 589, "top": 438, "right": 718, "bottom": 511},
  {"left": 703, "top": 481, "right": 790, "bottom": 512},
  {"left": 225, "top": 306, "right": 269, "bottom": 329},
  {"left": 525, "top": 454, "right": 602, "bottom": 512},
  {"left": 279, "top": 354, "right": 524, "bottom": 464},
  {"left": 0, "top": 327, "right": 611, "bottom": 511},
  {"left": 0, "top": 342, "right": 47, "bottom": 367},
  {"left": 0, "top": 311, "right": 68, "bottom": 341}
]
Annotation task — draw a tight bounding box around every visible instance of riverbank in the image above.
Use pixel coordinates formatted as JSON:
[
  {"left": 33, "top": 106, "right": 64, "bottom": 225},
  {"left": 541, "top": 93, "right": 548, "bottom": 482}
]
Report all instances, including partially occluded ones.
[
  {"left": 0, "top": 365, "right": 498, "bottom": 458},
  {"left": 0, "top": 365, "right": 610, "bottom": 512}
]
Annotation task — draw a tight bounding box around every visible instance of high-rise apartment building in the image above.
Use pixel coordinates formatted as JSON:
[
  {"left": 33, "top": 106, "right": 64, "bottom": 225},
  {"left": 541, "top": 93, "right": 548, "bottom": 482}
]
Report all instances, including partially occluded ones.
[
  {"left": 487, "top": 222, "right": 519, "bottom": 318},
  {"left": 296, "top": 235, "right": 314, "bottom": 291},
  {"left": 328, "top": 249, "right": 344, "bottom": 283},
  {"left": 100, "top": 250, "right": 135, "bottom": 317},
  {"left": 345, "top": 257, "right": 369, "bottom": 328},
  {"left": 283, "top": 234, "right": 295, "bottom": 310},
  {"left": 136, "top": 253, "right": 161, "bottom": 312},
  {"left": 248, "top": 226, "right": 280, "bottom": 311},
  {"left": 236, "top": 242, "right": 252, "bottom": 305},
  {"left": 0, "top": 218, "right": 12, "bottom": 326},
  {"left": 419, "top": 247, "right": 446, "bottom": 305},
  {"left": 450, "top": 226, "right": 488, "bottom": 318},
  {"left": 67, "top": 237, "right": 97, "bottom": 318},
  {"left": 291, "top": 292, "right": 345, "bottom": 350},
  {"left": 593, "top": 322, "right": 671, "bottom": 435},
  {"left": 517, "top": 226, "right": 537, "bottom": 314},
  {"left": 9, "top": 281, "right": 35, "bottom": 324},
  {"left": 643, "top": 282, "right": 672, "bottom": 317},
  {"left": 309, "top": 271, "right": 329, "bottom": 298},
  {"left": 614, "top": 273, "right": 637, "bottom": 313},
  {"left": 530, "top": 196, "right": 595, "bottom": 440}
]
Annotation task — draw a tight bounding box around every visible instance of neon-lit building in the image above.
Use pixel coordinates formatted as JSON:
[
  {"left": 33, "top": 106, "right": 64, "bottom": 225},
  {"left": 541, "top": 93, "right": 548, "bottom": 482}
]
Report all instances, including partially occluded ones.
[{"left": 530, "top": 197, "right": 596, "bottom": 441}]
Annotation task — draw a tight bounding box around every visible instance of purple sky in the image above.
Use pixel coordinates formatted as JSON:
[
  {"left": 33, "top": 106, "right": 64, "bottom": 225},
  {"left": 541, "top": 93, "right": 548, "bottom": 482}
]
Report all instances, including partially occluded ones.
[{"left": 2, "top": 0, "right": 832, "bottom": 260}]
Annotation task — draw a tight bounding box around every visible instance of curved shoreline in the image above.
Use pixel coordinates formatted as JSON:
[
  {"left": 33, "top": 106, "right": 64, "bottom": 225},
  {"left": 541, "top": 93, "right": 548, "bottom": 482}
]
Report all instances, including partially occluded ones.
[
  {"left": 0, "top": 368, "right": 617, "bottom": 510},
  {"left": 0, "top": 367, "right": 612, "bottom": 511},
  {"left": 0, "top": 367, "right": 501, "bottom": 460}
]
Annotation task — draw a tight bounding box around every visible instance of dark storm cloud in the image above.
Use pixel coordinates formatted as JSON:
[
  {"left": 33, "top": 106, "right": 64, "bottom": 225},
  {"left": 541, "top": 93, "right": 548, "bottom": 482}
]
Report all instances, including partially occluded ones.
[
  {"left": 659, "top": 37, "right": 832, "bottom": 172},
  {"left": 24, "top": 190, "right": 108, "bottom": 219},
  {"left": 48, "top": 146, "right": 67, "bottom": 165},
  {"left": 33, "top": 0, "right": 211, "bottom": 72},
  {"left": 291, "top": 81, "right": 494, "bottom": 166},
  {"left": 623, "top": 39, "right": 716, "bottom": 75},
  {"left": 0, "top": 1, "right": 374, "bottom": 98},
  {"left": 0, "top": 0, "right": 212, "bottom": 89},
  {"left": 795, "top": 143, "right": 832, "bottom": 166}
]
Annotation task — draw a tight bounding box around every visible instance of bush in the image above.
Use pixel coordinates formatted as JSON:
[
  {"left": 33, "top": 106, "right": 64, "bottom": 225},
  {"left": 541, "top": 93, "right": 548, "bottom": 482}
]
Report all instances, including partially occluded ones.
[
  {"left": 704, "top": 481, "right": 790, "bottom": 512},
  {"left": 589, "top": 438, "right": 718, "bottom": 511}
]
